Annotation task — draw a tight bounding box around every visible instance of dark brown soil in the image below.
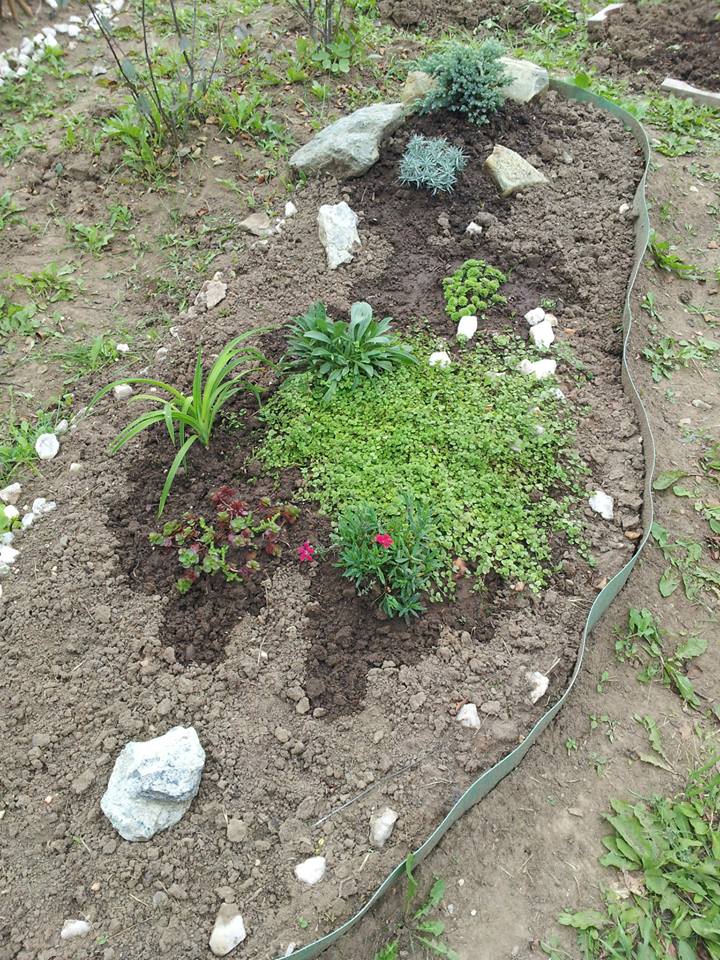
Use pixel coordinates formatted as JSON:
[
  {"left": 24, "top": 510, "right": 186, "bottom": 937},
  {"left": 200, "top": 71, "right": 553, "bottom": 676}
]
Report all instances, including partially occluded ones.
[{"left": 603, "top": 0, "right": 720, "bottom": 91}]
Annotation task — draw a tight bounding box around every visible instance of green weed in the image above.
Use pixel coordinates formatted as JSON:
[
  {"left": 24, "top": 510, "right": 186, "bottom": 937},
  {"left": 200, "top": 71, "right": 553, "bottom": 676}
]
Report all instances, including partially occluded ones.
[
  {"left": 648, "top": 232, "right": 700, "bottom": 278},
  {"left": 0, "top": 295, "right": 39, "bottom": 340},
  {"left": 69, "top": 222, "right": 115, "bottom": 256},
  {"left": 0, "top": 124, "right": 45, "bottom": 165},
  {"left": 12, "top": 263, "right": 81, "bottom": 307},
  {"left": 546, "top": 758, "right": 720, "bottom": 960},
  {"left": 0, "top": 401, "right": 70, "bottom": 485},
  {"left": 642, "top": 334, "right": 720, "bottom": 381},
  {"left": 652, "top": 523, "right": 720, "bottom": 607},
  {"left": 0, "top": 191, "right": 24, "bottom": 231},
  {"left": 52, "top": 335, "right": 126, "bottom": 382}
]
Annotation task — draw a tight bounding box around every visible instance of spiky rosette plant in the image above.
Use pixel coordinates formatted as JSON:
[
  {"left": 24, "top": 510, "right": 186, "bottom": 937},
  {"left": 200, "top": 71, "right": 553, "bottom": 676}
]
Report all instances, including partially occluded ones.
[
  {"left": 418, "top": 40, "right": 508, "bottom": 126},
  {"left": 398, "top": 134, "right": 468, "bottom": 195}
]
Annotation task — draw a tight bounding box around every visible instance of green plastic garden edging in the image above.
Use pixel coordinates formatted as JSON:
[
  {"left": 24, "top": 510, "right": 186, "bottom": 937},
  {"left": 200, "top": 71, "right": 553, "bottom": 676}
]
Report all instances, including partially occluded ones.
[{"left": 281, "top": 79, "right": 655, "bottom": 960}]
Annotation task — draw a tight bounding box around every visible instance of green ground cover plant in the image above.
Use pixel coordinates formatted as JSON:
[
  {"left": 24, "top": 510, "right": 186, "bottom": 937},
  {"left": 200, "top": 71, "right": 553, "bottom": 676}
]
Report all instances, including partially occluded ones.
[
  {"left": 332, "top": 495, "right": 443, "bottom": 618},
  {"left": 418, "top": 40, "right": 508, "bottom": 126},
  {"left": 286, "top": 301, "right": 415, "bottom": 403},
  {"left": 0, "top": 401, "right": 69, "bottom": 485},
  {"left": 443, "top": 259, "right": 507, "bottom": 322},
  {"left": 259, "top": 336, "right": 586, "bottom": 592},
  {"left": 543, "top": 757, "right": 720, "bottom": 960},
  {"left": 398, "top": 134, "right": 467, "bottom": 195},
  {"left": 91, "top": 332, "right": 272, "bottom": 516}
]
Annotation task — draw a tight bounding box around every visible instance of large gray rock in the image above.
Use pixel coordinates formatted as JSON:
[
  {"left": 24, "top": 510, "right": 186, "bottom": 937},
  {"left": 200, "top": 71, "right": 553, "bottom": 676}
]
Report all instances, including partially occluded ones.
[
  {"left": 101, "top": 726, "right": 205, "bottom": 841},
  {"left": 318, "top": 201, "right": 361, "bottom": 270},
  {"left": 484, "top": 144, "right": 548, "bottom": 197},
  {"left": 499, "top": 56, "right": 549, "bottom": 104},
  {"left": 290, "top": 103, "right": 405, "bottom": 178}
]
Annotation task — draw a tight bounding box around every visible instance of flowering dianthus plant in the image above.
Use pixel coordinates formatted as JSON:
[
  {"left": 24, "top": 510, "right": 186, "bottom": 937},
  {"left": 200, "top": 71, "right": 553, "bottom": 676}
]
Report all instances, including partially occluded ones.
[
  {"left": 298, "top": 540, "right": 315, "bottom": 562},
  {"left": 149, "top": 486, "right": 299, "bottom": 593},
  {"left": 331, "top": 495, "right": 443, "bottom": 620}
]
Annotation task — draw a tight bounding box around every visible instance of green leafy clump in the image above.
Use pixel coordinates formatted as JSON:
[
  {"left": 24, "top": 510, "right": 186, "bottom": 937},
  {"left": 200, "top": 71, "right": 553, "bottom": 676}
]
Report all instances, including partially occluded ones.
[
  {"left": 0, "top": 295, "right": 38, "bottom": 339},
  {"left": 550, "top": 758, "right": 720, "bottom": 960},
  {"left": 89, "top": 332, "right": 272, "bottom": 516},
  {"left": 398, "top": 134, "right": 467, "bottom": 195},
  {"left": 442, "top": 258, "right": 507, "bottom": 322},
  {"left": 259, "top": 337, "right": 586, "bottom": 592},
  {"left": 332, "top": 495, "right": 443, "bottom": 619},
  {"left": 648, "top": 231, "right": 700, "bottom": 279},
  {"left": 418, "top": 40, "right": 508, "bottom": 126},
  {"left": 150, "top": 486, "right": 299, "bottom": 593},
  {"left": 286, "top": 301, "right": 416, "bottom": 403}
]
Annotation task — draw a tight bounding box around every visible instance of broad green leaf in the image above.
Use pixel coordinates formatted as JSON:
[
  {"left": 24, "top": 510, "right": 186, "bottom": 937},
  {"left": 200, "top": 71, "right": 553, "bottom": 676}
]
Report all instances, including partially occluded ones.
[
  {"left": 558, "top": 910, "right": 607, "bottom": 930},
  {"left": 659, "top": 567, "right": 680, "bottom": 597},
  {"left": 676, "top": 636, "right": 707, "bottom": 660},
  {"left": 654, "top": 469, "right": 687, "bottom": 490}
]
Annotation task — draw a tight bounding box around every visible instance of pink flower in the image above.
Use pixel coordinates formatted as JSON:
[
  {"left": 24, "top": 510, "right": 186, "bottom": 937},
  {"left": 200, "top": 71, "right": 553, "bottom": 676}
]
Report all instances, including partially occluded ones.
[
  {"left": 298, "top": 541, "right": 315, "bottom": 562},
  {"left": 375, "top": 533, "right": 393, "bottom": 549}
]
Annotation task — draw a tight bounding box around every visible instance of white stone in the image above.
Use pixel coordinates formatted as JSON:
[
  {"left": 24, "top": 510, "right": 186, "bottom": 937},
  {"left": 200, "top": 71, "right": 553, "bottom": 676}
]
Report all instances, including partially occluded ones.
[
  {"left": 552, "top": 387, "right": 566, "bottom": 401},
  {"left": 518, "top": 358, "right": 557, "bottom": 379},
  {"left": 544, "top": 313, "right": 558, "bottom": 327},
  {"left": 527, "top": 671, "right": 550, "bottom": 704},
  {"left": 32, "top": 498, "right": 56, "bottom": 516},
  {"left": 465, "top": 221, "right": 483, "bottom": 236},
  {"left": 589, "top": 489, "right": 614, "bottom": 520},
  {"left": 660, "top": 77, "right": 720, "bottom": 110},
  {"left": 0, "top": 545, "right": 18, "bottom": 565},
  {"left": 294, "top": 855, "right": 326, "bottom": 885},
  {"left": 21, "top": 513, "right": 35, "bottom": 529},
  {"left": 284, "top": 201, "right": 297, "bottom": 218},
  {"left": 587, "top": 2, "right": 623, "bottom": 22},
  {"left": 484, "top": 145, "right": 547, "bottom": 198},
  {"left": 54, "top": 419, "right": 69, "bottom": 435},
  {"left": 499, "top": 56, "right": 549, "bottom": 104},
  {"left": 317, "top": 202, "right": 361, "bottom": 270},
  {"left": 3, "top": 505, "right": 19, "bottom": 521},
  {"left": 370, "top": 807, "right": 399, "bottom": 848},
  {"left": 116, "top": 342, "right": 130, "bottom": 353},
  {"left": 60, "top": 919, "right": 91, "bottom": 940},
  {"left": 113, "top": 384, "right": 133, "bottom": 400},
  {"left": 529, "top": 318, "right": 555, "bottom": 350},
  {"left": 1, "top": 483, "right": 21, "bottom": 505},
  {"left": 209, "top": 905, "right": 247, "bottom": 956},
  {"left": 429, "top": 351, "right": 451, "bottom": 368},
  {"left": 67, "top": 24, "right": 81, "bottom": 37},
  {"left": 69, "top": 462, "right": 82, "bottom": 474},
  {"left": 456, "top": 703, "right": 481, "bottom": 729},
  {"left": 291, "top": 103, "right": 405, "bottom": 178},
  {"left": 204, "top": 280, "right": 227, "bottom": 310},
  {"left": 0, "top": 532, "right": 14, "bottom": 545},
  {"left": 524, "top": 307, "right": 545, "bottom": 326},
  {"left": 35, "top": 433, "right": 60, "bottom": 460},
  {"left": 456, "top": 315, "right": 478, "bottom": 341},
  {"left": 101, "top": 726, "right": 205, "bottom": 841}
]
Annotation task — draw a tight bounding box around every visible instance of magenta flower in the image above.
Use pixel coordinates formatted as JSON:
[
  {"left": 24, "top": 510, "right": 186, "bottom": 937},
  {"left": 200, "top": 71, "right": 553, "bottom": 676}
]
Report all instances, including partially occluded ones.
[
  {"left": 298, "top": 541, "right": 315, "bottom": 562},
  {"left": 375, "top": 533, "right": 393, "bottom": 548}
]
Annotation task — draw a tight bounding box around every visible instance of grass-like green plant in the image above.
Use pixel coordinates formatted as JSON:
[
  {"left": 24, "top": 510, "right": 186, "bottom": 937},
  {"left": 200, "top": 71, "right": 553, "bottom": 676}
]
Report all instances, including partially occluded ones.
[
  {"left": 13, "top": 262, "right": 81, "bottom": 307},
  {"left": 206, "top": 87, "right": 292, "bottom": 153},
  {"left": 443, "top": 259, "right": 507, "bottom": 322},
  {"left": 286, "top": 301, "right": 416, "bottom": 403},
  {"left": 0, "top": 400, "right": 69, "bottom": 486},
  {"left": 332, "top": 495, "right": 443, "bottom": 619},
  {"left": 90, "top": 332, "right": 271, "bottom": 516},
  {"left": 259, "top": 336, "right": 586, "bottom": 591},
  {"left": 418, "top": 40, "right": 508, "bottom": 126},
  {"left": 648, "top": 231, "right": 700, "bottom": 279},
  {"left": 398, "top": 134, "right": 467, "bottom": 195},
  {"left": 0, "top": 190, "right": 24, "bottom": 231}
]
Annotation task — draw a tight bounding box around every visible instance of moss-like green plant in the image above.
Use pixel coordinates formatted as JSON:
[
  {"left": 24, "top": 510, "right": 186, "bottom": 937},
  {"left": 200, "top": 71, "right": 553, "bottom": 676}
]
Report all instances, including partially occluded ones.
[
  {"left": 443, "top": 259, "right": 507, "bottom": 322},
  {"left": 418, "top": 41, "right": 508, "bottom": 126},
  {"left": 258, "top": 336, "right": 587, "bottom": 592},
  {"left": 398, "top": 134, "right": 467, "bottom": 195}
]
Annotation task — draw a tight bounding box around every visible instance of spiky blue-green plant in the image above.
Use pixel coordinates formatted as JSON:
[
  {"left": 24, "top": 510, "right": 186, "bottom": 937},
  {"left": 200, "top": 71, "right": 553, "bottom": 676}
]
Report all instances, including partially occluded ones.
[
  {"left": 398, "top": 134, "right": 468, "bottom": 195},
  {"left": 418, "top": 40, "right": 508, "bottom": 126}
]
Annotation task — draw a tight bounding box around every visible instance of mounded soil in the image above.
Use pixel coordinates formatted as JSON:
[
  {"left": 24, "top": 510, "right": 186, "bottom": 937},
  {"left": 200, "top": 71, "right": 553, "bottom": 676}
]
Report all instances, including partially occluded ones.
[
  {"left": 2, "top": 92, "right": 646, "bottom": 959},
  {"left": 602, "top": 0, "right": 720, "bottom": 92}
]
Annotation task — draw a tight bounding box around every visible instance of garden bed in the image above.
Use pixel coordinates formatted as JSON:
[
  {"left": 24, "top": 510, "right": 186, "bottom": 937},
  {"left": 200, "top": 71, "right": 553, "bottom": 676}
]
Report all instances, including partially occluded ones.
[{"left": 2, "top": 91, "right": 646, "bottom": 957}]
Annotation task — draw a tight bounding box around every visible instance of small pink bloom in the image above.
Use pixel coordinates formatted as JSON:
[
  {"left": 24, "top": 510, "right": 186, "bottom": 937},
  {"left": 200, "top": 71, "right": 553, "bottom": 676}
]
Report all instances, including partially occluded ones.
[
  {"left": 298, "top": 541, "right": 315, "bottom": 562},
  {"left": 375, "top": 533, "right": 393, "bottom": 549}
]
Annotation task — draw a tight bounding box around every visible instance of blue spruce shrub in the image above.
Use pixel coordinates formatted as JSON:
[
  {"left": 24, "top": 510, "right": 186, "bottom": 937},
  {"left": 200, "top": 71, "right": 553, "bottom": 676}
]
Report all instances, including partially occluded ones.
[
  {"left": 398, "top": 134, "right": 468, "bottom": 195},
  {"left": 418, "top": 40, "right": 508, "bottom": 126}
]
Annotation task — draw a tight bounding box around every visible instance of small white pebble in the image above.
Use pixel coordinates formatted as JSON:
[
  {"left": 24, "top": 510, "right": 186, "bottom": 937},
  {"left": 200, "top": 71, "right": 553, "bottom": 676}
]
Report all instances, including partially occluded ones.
[
  {"left": 294, "top": 856, "right": 326, "bottom": 886},
  {"left": 0, "top": 482, "right": 21, "bottom": 505},
  {"left": 517, "top": 358, "right": 557, "bottom": 380},
  {"left": 69, "top": 462, "right": 82, "bottom": 474},
  {"left": 54, "top": 419, "right": 69, "bottom": 435},
  {"left": 465, "top": 221, "right": 483, "bottom": 236},
  {"left": 429, "top": 350, "right": 451, "bottom": 368},
  {"left": 456, "top": 315, "right": 478, "bottom": 341},
  {"left": 113, "top": 384, "right": 133, "bottom": 400},
  {"left": 528, "top": 670, "right": 549, "bottom": 704},
  {"left": 35, "top": 433, "right": 60, "bottom": 460},
  {"left": 456, "top": 703, "right": 481, "bottom": 729},
  {"left": 284, "top": 201, "right": 297, "bottom": 218},
  {"left": 589, "top": 490, "right": 614, "bottom": 520},
  {"left": 3, "top": 505, "right": 19, "bottom": 521},
  {"left": 0, "top": 545, "right": 19, "bottom": 565},
  {"left": 116, "top": 342, "right": 130, "bottom": 353},
  {"left": 60, "top": 920, "right": 91, "bottom": 940},
  {"left": 524, "top": 307, "right": 545, "bottom": 326},
  {"left": 21, "top": 513, "right": 36, "bottom": 529},
  {"left": 529, "top": 318, "right": 555, "bottom": 350}
]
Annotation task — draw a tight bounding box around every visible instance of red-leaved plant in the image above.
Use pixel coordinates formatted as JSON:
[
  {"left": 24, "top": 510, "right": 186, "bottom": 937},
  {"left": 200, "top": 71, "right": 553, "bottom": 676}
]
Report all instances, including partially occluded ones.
[{"left": 150, "top": 486, "right": 299, "bottom": 593}]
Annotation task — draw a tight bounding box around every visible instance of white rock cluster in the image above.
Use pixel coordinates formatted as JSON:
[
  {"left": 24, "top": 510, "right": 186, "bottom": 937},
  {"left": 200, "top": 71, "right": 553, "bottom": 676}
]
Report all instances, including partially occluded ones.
[
  {"left": 524, "top": 306, "right": 557, "bottom": 350},
  {"left": 101, "top": 726, "right": 205, "bottom": 841},
  {"left": 1, "top": 0, "right": 124, "bottom": 86},
  {"left": 1, "top": 483, "right": 57, "bottom": 587}
]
